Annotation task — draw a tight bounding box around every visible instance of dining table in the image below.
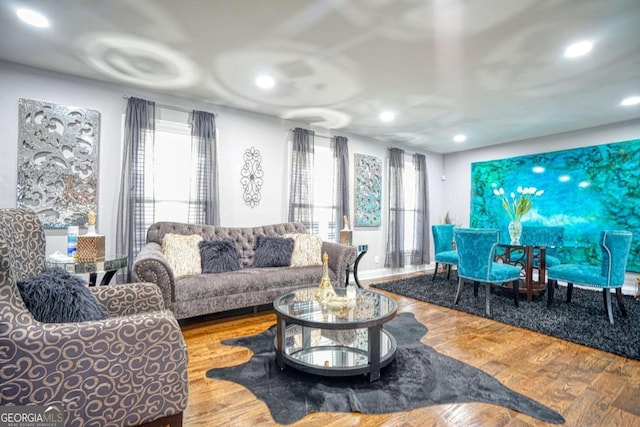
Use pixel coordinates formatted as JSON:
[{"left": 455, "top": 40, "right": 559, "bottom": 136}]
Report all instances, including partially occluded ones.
[{"left": 495, "top": 243, "right": 547, "bottom": 302}]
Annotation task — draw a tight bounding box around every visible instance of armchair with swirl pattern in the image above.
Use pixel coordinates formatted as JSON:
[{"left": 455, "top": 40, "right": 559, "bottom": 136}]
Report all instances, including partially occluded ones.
[{"left": 0, "top": 209, "right": 188, "bottom": 427}]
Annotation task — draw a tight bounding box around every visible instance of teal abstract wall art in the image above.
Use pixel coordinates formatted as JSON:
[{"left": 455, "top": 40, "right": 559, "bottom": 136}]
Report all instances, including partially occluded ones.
[
  {"left": 354, "top": 154, "right": 382, "bottom": 227},
  {"left": 470, "top": 139, "right": 640, "bottom": 272}
]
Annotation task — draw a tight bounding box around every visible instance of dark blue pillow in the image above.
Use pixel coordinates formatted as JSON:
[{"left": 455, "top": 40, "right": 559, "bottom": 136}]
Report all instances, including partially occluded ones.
[
  {"left": 253, "top": 236, "right": 294, "bottom": 268},
  {"left": 199, "top": 239, "right": 242, "bottom": 273},
  {"left": 17, "top": 267, "right": 106, "bottom": 323}
]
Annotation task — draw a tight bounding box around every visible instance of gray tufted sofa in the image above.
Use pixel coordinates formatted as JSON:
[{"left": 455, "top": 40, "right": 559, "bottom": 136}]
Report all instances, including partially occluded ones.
[
  {"left": 134, "top": 221, "right": 357, "bottom": 320},
  {"left": 0, "top": 208, "right": 187, "bottom": 427}
]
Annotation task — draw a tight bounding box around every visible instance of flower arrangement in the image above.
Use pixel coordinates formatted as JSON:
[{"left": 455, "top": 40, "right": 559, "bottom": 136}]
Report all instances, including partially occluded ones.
[{"left": 492, "top": 186, "right": 544, "bottom": 222}]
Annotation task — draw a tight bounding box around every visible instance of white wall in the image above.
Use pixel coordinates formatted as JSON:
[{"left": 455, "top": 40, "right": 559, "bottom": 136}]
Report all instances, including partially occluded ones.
[{"left": 0, "top": 61, "right": 444, "bottom": 277}]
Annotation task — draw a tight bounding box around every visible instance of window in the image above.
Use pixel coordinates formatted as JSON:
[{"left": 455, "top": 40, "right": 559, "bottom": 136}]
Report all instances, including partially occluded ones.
[
  {"left": 142, "top": 119, "right": 193, "bottom": 232},
  {"left": 313, "top": 144, "right": 337, "bottom": 241},
  {"left": 403, "top": 158, "right": 417, "bottom": 259}
]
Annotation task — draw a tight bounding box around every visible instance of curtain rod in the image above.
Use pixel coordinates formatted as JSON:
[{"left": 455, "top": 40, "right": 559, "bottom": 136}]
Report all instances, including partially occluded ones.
[
  {"left": 123, "top": 95, "right": 217, "bottom": 116},
  {"left": 289, "top": 128, "right": 337, "bottom": 140}
]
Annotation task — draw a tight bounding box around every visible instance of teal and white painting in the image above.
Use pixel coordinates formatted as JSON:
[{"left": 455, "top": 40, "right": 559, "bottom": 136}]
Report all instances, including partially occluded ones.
[
  {"left": 470, "top": 139, "right": 640, "bottom": 272},
  {"left": 355, "top": 154, "right": 382, "bottom": 227}
]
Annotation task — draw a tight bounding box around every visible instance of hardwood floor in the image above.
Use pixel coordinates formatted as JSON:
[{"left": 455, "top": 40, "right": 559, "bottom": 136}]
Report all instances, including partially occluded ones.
[{"left": 179, "top": 278, "right": 640, "bottom": 426}]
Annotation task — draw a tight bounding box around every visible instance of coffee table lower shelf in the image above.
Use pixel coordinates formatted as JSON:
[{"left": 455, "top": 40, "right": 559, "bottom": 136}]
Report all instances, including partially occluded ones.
[{"left": 276, "top": 325, "right": 397, "bottom": 381}]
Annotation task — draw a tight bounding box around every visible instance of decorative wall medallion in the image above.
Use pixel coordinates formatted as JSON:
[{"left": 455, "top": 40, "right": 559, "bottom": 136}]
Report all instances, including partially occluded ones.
[
  {"left": 17, "top": 98, "right": 100, "bottom": 228},
  {"left": 241, "top": 147, "right": 264, "bottom": 208},
  {"left": 354, "top": 154, "right": 382, "bottom": 227}
]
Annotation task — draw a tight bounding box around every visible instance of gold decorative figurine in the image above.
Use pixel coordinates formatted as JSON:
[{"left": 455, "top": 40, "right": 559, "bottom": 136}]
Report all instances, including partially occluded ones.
[{"left": 315, "top": 252, "right": 336, "bottom": 303}]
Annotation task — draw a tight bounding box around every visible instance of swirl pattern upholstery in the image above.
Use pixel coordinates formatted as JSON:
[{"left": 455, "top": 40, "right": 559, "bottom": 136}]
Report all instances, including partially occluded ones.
[
  {"left": 0, "top": 209, "right": 188, "bottom": 427},
  {"left": 135, "top": 221, "right": 357, "bottom": 320}
]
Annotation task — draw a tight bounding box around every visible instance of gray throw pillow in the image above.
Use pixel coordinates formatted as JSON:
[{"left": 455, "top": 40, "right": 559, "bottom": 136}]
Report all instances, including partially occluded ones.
[
  {"left": 199, "top": 239, "right": 242, "bottom": 273},
  {"left": 253, "top": 235, "right": 294, "bottom": 268},
  {"left": 16, "top": 267, "right": 106, "bottom": 323}
]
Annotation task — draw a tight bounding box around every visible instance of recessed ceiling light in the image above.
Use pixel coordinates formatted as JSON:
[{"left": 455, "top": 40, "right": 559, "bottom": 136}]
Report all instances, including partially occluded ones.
[
  {"left": 620, "top": 96, "right": 640, "bottom": 106},
  {"left": 379, "top": 111, "right": 395, "bottom": 122},
  {"left": 564, "top": 41, "right": 593, "bottom": 58},
  {"left": 453, "top": 134, "right": 466, "bottom": 143},
  {"left": 16, "top": 8, "right": 49, "bottom": 28},
  {"left": 255, "top": 75, "right": 275, "bottom": 89}
]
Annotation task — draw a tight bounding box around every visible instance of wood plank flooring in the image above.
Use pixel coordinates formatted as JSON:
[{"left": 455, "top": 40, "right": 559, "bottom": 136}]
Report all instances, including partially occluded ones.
[{"left": 179, "top": 278, "right": 640, "bottom": 426}]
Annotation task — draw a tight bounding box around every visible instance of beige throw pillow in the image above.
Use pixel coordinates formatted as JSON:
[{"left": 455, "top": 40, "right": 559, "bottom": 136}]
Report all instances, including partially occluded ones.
[
  {"left": 162, "top": 233, "right": 204, "bottom": 277},
  {"left": 284, "top": 233, "right": 323, "bottom": 266}
]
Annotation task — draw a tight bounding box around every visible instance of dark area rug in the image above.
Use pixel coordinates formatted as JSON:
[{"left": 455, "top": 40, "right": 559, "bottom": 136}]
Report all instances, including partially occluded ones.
[
  {"left": 206, "top": 312, "right": 564, "bottom": 425},
  {"left": 371, "top": 274, "right": 640, "bottom": 360}
]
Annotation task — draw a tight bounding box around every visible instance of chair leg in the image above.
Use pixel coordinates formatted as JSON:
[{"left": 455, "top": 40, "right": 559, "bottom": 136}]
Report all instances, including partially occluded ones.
[
  {"left": 446, "top": 265, "right": 451, "bottom": 280},
  {"left": 604, "top": 289, "right": 614, "bottom": 325},
  {"left": 615, "top": 288, "right": 628, "bottom": 317},
  {"left": 566, "top": 283, "right": 573, "bottom": 303},
  {"left": 454, "top": 277, "right": 464, "bottom": 304},
  {"left": 432, "top": 263, "right": 440, "bottom": 282},
  {"left": 513, "top": 279, "right": 519, "bottom": 307},
  {"left": 547, "top": 279, "right": 555, "bottom": 307},
  {"left": 485, "top": 282, "right": 491, "bottom": 316}
]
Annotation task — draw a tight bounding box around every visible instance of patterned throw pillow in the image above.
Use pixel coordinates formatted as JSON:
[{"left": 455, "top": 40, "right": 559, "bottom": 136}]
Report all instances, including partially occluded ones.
[
  {"left": 284, "top": 233, "right": 323, "bottom": 266},
  {"left": 162, "top": 233, "right": 204, "bottom": 277},
  {"left": 16, "top": 267, "right": 106, "bottom": 323},
  {"left": 199, "top": 239, "right": 242, "bottom": 274},
  {"left": 253, "top": 235, "right": 294, "bottom": 268}
]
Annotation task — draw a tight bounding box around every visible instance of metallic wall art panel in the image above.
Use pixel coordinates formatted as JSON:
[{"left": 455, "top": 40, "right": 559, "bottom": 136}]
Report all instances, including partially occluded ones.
[
  {"left": 241, "top": 147, "right": 263, "bottom": 208},
  {"left": 354, "top": 153, "right": 382, "bottom": 227},
  {"left": 17, "top": 98, "right": 100, "bottom": 228},
  {"left": 470, "top": 138, "right": 640, "bottom": 272}
]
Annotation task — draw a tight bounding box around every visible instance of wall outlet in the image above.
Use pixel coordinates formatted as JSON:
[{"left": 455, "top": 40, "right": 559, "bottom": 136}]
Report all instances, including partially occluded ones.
[{"left": 374, "top": 255, "right": 380, "bottom": 264}]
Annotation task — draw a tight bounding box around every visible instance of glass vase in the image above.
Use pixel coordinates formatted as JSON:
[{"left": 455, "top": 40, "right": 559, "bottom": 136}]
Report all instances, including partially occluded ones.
[{"left": 508, "top": 220, "right": 522, "bottom": 245}]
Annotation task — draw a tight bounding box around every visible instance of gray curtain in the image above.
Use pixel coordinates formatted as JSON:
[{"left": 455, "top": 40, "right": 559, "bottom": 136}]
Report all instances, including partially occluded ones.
[
  {"left": 116, "top": 97, "right": 155, "bottom": 282},
  {"left": 385, "top": 148, "right": 405, "bottom": 268},
  {"left": 331, "top": 135, "right": 349, "bottom": 242},
  {"left": 411, "top": 153, "right": 430, "bottom": 265},
  {"left": 189, "top": 110, "right": 219, "bottom": 225},
  {"left": 288, "top": 128, "right": 315, "bottom": 231}
]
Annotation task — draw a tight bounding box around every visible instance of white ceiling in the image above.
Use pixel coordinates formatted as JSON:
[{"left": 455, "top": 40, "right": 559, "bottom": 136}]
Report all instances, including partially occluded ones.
[{"left": 1, "top": 0, "right": 639, "bottom": 153}]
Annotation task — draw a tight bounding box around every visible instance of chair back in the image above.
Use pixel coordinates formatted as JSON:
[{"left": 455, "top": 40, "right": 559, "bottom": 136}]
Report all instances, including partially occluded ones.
[
  {"left": 521, "top": 226, "right": 564, "bottom": 255},
  {"left": 0, "top": 208, "right": 46, "bottom": 318},
  {"left": 454, "top": 228, "right": 500, "bottom": 282},
  {"left": 432, "top": 224, "right": 455, "bottom": 254},
  {"left": 600, "top": 231, "right": 632, "bottom": 287}
]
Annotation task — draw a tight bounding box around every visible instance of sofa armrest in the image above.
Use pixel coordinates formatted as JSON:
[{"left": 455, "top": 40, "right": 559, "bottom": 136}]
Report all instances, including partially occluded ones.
[
  {"left": 133, "top": 242, "right": 175, "bottom": 310},
  {"left": 1, "top": 311, "right": 188, "bottom": 426},
  {"left": 90, "top": 282, "right": 165, "bottom": 317},
  {"left": 322, "top": 241, "right": 357, "bottom": 287}
]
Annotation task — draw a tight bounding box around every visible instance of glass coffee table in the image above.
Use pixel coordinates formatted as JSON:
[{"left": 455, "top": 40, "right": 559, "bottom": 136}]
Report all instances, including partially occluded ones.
[{"left": 273, "top": 287, "right": 397, "bottom": 382}]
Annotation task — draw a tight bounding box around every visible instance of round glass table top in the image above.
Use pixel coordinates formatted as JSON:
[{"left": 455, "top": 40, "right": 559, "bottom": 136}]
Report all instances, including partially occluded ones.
[{"left": 273, "top": 287, "right": 397, "bottom": 329}]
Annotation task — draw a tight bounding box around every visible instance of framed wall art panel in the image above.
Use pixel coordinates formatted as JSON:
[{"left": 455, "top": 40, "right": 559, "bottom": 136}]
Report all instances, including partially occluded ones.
[
  {"left": 354, "top": 153, "right": 382, "bottom": 227},
  {"left": 17, "top": 98, "right": 100, "bottom": 228}
]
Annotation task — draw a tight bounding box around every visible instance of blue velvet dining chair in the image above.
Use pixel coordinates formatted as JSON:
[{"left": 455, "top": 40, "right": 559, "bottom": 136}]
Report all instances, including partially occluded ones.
[
  {"left": 520, "top": 226, "right": 565, "bottom": 268},
  {"left": 547, "top": 231, "right": 632, "bottom": 324},
  {"left": 432, "top": 224, "right": 458, "bottom": 281},
  {"left": 454, "top": 228, "right": 522, "bottom": 316}
]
